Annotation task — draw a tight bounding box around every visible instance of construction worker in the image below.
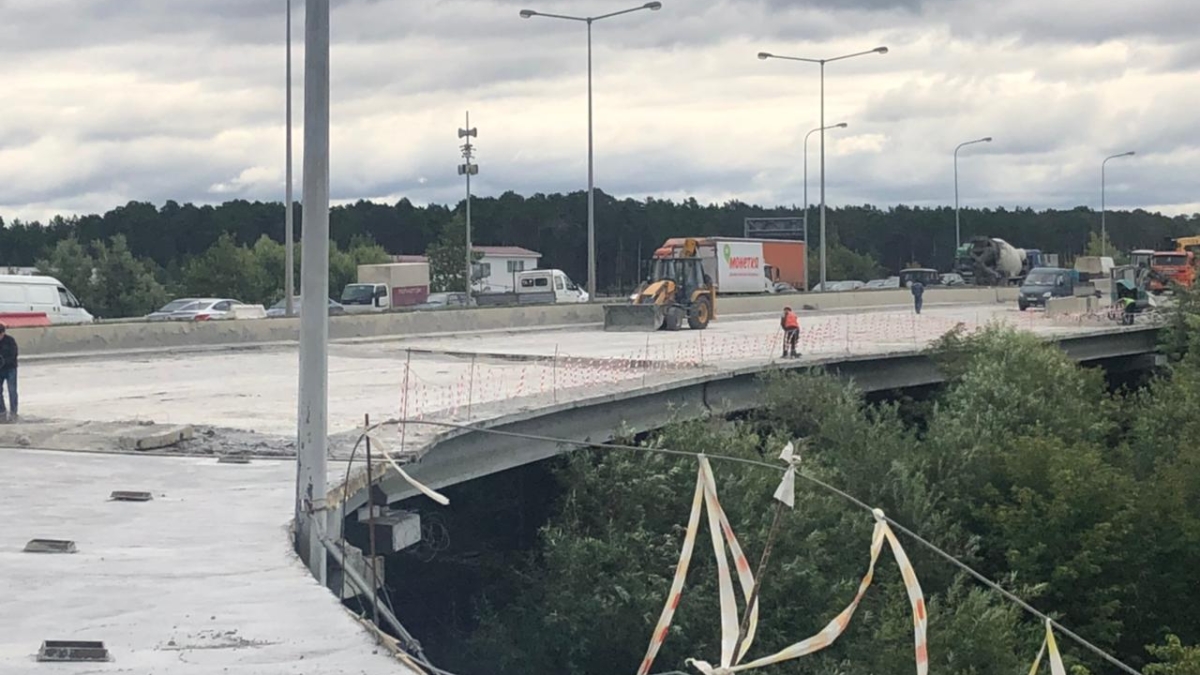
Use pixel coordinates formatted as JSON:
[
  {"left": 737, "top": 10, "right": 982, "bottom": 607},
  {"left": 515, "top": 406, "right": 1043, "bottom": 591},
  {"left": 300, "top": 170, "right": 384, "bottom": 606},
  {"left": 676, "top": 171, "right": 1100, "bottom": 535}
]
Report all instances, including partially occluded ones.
[
  {"left": 910, "top": 279, "right": 925, "bottom": 315},
  {"left": 0, "top": 323, "right": 16, "bottom": 422},
  {"left": 780, "top": 306, "right": 800, "bottom": 358}
]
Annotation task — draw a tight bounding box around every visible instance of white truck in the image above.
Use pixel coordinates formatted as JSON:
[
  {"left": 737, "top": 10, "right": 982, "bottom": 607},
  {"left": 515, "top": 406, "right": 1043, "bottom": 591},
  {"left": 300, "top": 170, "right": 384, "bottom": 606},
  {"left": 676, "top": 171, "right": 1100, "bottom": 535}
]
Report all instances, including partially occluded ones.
[
  {"left": 340, "top": 263, "right": 430, "bottom": 313},
  {"left": 474, "top": 269, "right": 589, "bottom": 306}
]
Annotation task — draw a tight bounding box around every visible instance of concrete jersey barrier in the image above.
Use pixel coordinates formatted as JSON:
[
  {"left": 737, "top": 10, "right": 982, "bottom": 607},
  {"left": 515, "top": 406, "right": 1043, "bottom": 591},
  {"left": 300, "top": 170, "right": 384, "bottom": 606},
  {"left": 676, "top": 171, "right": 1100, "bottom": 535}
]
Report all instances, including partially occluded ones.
[{"left": 15, "top": 286, "right": 1018, "bottom": 357}]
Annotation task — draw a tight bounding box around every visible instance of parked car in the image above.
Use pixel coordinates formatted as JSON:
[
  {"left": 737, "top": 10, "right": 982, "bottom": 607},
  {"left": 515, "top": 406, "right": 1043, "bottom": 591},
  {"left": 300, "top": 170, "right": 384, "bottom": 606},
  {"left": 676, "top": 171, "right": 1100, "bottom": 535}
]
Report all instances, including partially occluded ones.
[
  {"left": 147, "top": 298, "right": 200, "bottom": 321},
  {"left": 865, "top": 277, "right": 900, "bottom": 290},
  {"left": 940, "top": 273, "right": 966, "bottom": 286},
  {"left": 167, "top": 298, "right": 244, "bottom": 321},
  {"left": 265, "top": 297, "right": 346, "bottom": 318},
  {"left": 415, "top": 292, "right": 474, "bottom": 310},
  {"left": 811, "top": 281, "right": 864, "bottom": 292}
]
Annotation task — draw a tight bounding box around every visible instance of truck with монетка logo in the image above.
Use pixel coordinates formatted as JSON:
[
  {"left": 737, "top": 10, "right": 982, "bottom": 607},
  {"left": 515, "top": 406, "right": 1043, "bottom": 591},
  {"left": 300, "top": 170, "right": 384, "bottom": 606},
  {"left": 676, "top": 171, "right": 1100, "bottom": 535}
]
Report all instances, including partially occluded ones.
[{"left": 652, "top": 237, "right": 807, "bottom": 293}]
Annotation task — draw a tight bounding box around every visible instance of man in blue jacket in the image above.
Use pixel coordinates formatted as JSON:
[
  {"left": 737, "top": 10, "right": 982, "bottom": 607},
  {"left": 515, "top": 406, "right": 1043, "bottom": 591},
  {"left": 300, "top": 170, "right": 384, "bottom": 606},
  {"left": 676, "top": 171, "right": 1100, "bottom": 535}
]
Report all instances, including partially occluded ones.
[
  {"left": 910, "top": 280, "right": 925, "bottom": 315},
  {"left": 0, "top": 324, "right": 18, "bottom": 422}
]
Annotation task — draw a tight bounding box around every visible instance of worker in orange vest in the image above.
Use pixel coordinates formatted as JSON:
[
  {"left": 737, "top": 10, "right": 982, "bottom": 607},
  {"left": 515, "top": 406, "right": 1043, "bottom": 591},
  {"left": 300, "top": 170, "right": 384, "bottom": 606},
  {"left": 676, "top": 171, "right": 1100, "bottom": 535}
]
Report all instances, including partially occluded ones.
[{"left": 780, "top": 306, "right": 800, "bottom": 359}]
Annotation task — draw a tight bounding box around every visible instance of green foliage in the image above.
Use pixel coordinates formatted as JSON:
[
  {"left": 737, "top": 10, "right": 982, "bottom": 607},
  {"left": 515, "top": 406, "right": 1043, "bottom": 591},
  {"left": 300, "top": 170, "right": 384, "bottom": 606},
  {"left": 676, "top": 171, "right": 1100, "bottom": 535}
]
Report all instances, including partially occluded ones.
[
  {"left": 89, "top": 235, "right": 169, "bottom": 318},
  {"left": 1083, "top": 230, "right": 1129, "bottom": 264},
  {"left": 4, "top": 195, "right": 1195, "bottom": 295},
  {"left": 809, "top": 243, "right": 888, "bottom": 285},
  {"left": 36, "top": 238, "right": 95, "bottom": 304},
  {"left": 181, "top": 233, "right": 267, "bottom": 304},
  {"left": 426, "top": 215, "right": 480, "bottom": 293},
  {"left": 1147, "top": 636, "right": 1200, "bottom": 675},
  {"left": 38, "top": 235, "right": 168, "bottom": 318}
]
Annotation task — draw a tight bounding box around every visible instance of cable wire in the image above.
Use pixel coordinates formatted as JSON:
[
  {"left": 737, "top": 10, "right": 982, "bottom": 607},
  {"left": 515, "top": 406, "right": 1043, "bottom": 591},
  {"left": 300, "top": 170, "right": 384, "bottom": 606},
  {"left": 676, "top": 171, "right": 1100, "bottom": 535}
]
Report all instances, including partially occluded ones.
[{"left": 355, "top": 416, "right": 1144, "bottom": 675}]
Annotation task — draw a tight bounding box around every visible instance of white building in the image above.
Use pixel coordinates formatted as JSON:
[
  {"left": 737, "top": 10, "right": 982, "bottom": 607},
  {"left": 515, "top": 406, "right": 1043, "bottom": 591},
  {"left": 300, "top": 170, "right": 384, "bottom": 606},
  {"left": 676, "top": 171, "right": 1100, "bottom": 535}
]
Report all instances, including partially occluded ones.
[{"left": 471, "top": 246, "right": 542, "bottom": 292}]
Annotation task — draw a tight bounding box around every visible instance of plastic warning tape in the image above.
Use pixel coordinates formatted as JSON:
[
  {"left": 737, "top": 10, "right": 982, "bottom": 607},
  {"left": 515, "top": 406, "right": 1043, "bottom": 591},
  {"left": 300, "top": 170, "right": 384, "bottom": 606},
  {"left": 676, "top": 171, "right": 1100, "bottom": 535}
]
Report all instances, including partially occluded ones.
[
  {"left": 688, "top": 508, "right": 927, "bottom": 675},
  {"left": 636, "top": 457, "right": 758, "bottom": 675}
]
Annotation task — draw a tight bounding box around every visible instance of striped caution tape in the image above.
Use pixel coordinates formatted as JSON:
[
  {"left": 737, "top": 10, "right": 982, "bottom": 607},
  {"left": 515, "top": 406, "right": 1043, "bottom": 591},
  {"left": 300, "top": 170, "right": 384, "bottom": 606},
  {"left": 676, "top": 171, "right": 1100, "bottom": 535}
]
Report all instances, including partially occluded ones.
[
  {"left": 636, "top": 456, "right": 758, "bottom": 675},
  {"left": 699, "top": 457, "right": 759, "bottom": 668},
  {"left": 687, "top": 508, "right": 927, "bottom": 675},
  {"left": 363, "top": 423, "right": 450, "bottom": 506},
  {"left": 1028, "top": 619, "right": 1067, "bottom": 675}
]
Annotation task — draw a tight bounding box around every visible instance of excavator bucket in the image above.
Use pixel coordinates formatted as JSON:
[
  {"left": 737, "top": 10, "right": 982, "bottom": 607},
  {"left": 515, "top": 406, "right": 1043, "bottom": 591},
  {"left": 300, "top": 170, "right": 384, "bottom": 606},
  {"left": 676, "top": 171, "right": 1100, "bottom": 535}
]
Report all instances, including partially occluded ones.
[{"left": 603, "top": 304, "right": 664, "bottom": 331}]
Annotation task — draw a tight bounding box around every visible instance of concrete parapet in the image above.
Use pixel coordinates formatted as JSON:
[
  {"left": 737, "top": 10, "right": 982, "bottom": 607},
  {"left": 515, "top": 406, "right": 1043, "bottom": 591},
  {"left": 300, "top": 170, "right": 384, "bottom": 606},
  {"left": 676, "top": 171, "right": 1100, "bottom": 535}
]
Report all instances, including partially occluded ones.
[{"left": 1046, "top": 296, "right": 1101, "bottom": 317}]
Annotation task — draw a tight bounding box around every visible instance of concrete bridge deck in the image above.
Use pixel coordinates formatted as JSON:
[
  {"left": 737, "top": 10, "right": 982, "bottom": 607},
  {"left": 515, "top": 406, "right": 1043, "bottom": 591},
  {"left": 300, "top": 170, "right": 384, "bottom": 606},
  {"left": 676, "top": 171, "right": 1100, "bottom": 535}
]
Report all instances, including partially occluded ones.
[{"left": 0, "top": 299, "right": 1157, "bottom": 673}]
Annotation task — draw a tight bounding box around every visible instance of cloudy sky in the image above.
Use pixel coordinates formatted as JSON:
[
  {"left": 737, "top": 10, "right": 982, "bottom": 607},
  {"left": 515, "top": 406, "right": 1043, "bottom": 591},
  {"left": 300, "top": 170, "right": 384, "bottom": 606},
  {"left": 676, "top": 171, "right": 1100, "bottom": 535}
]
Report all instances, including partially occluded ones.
[{"left": 1, "top": 0, "right": 1197, "bottom": 223}]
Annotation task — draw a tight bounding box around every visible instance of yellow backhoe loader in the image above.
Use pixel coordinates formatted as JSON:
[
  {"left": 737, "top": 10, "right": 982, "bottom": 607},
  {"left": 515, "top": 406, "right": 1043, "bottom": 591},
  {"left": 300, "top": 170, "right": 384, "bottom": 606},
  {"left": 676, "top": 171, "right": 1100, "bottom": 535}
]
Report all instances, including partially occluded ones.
[{"left": 603, "top": 238, "right": 716, "bottom": 331}]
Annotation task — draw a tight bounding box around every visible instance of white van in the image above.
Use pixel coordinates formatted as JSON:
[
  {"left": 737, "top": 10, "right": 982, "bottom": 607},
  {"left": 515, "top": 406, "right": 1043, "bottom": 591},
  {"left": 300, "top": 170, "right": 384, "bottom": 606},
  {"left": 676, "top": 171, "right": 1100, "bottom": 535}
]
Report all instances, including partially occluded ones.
[
  {"left": 516, "top": 269, "right": 589, "bottom": 303},
  {"left": 0, "top": 275, "right": 94, "bottom": 324}
]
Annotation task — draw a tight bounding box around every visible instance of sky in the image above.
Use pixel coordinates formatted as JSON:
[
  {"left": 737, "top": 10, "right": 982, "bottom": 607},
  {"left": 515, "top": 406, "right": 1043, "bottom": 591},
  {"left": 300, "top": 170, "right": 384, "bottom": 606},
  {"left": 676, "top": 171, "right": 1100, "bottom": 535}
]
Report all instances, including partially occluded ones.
[{"left": 0, "top": 0, "right": 1197, "bottom": 224}]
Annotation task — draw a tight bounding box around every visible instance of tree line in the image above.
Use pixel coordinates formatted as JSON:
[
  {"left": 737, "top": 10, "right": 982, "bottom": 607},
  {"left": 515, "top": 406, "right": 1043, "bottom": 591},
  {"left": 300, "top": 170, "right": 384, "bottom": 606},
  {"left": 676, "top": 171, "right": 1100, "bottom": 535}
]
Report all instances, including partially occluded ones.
[
  {"left": 34, "top": 233, "right": 388, "bottom": 319},
  {"left": 410, "top": 293, "right": 1200, "bottom": 675},
  {"left": 2, "top": 194, "right": 1198, "bottom": 313}
]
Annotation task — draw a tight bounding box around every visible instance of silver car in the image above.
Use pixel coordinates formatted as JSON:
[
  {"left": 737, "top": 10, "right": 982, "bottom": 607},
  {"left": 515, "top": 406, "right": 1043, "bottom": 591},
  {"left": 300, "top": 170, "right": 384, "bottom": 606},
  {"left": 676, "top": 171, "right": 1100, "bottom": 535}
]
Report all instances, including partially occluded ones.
[
  {"left": 146, "top": 298, "right": 200, "bottom": 321},
  {"left": 168, "top": 298, "right": 242, "bottom": 321}
]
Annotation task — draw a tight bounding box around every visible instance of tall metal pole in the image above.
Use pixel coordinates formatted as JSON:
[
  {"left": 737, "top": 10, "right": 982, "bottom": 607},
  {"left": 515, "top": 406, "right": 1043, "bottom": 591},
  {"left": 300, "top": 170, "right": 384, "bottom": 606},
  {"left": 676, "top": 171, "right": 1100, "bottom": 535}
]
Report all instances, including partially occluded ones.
[
  {"left": 954, "top": 146, "right": 960, "bottom": 250},
  {"left": 586, "top": 19, "right": 596, "bottom": 301},
  {"left": 1100, "top": 151, "right": 1135, "bottom": 258},
  {"left": 803, "top": 132, "right": 809, "bottom": 258},
  {"left": 819, "top": 61, "right": 827, "bottom": 292},
  {"left": 296, "top": 0, "right": 330, "bottom": 583},
  {"left": 953, "top": 137, "right": 992, "bottom": 250},
  {"left": 1101, "top": 162, "right": 1106, "bottom": 258},
  {"left": 758, "top": 47, "right": 887, "bottom": 290},
  {"left": 804, "top": 123, "right": 844, "bottom": 291},
  {"left": 284, "top": 0, "right": 295, "bottom": 317},
  {"left": 520, "top": 4, "right": 663, "bottom": 300}
]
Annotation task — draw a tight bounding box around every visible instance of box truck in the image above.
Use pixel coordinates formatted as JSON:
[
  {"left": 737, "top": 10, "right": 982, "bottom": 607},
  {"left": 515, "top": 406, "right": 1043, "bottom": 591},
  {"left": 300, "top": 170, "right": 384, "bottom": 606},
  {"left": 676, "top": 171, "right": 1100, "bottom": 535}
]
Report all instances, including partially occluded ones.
[
  {"left": 652, "top": 237, "right": 807, "bottom": 293},
  {"left": 340, "top": 263, "right": 430, "bottom": 313}
]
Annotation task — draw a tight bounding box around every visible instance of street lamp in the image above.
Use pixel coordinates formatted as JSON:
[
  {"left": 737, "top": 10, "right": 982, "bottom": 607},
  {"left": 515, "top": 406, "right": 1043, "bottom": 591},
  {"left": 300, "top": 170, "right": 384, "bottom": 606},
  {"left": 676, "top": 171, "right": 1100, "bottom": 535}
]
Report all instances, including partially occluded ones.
[
  {"left": 520, "top": 2, "right": 663, "bottom": 301},
  {"left": 759, "top": 46, "right": 888, "bottom": 291},
  {"left": 284, "top": 0, "right": 295, "bottom": 317},
  {"left": 1101, "top": 151, "right": 1135, "bottom": 258},
  {"left": 804, "top": 122, "right": 847, "bottom": 269},
  {"left": 954, "top": 136, "right": 992, "bottom": 250}
]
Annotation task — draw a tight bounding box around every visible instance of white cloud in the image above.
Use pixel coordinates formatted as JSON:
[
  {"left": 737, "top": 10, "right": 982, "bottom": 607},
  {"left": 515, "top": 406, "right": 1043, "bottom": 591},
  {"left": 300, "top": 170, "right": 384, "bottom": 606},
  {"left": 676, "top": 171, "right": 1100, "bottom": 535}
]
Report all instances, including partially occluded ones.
[{"left": 0, "top": 0, "right": 1197, "bottom": 224}]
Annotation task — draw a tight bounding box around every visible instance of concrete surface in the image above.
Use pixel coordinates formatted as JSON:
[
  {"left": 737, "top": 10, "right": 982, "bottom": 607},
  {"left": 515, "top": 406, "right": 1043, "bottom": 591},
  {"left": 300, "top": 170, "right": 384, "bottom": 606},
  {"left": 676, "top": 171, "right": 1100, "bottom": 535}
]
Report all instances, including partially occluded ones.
[
  {"left": 0, "top": 419, "right": 193, "bottom": 454},
  {"left": 14, "top": 287, "right": 1019, "bottom": 357},
  {"left": 0, "top": 448, "right": 417, "bottom": 674},
  {"left": 11, "top": 303, "right": 1123, "bottom": 453}
]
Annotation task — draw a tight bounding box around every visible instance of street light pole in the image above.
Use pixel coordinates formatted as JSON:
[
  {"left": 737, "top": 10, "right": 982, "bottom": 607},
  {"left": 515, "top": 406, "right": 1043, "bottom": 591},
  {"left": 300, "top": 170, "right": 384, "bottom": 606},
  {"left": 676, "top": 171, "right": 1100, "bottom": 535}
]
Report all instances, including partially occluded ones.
[
  {"left": 804, "top": 122, "right": 846, "bottom": 286},
  {"left": 953, "top": 136, "right": 993, "bottom": 250},
  {"left": 1101, "top": 151, "right": 1135, "bottom": 258},
  {"left": 284, "top": 0, "right": 295, "bottom": 317},
  {"left": 759, "top": 46, "right": 888, "bottom": 291},
  {"left": 458, "top": 113, "right": 479, "bottom": 295},
  {"left": 520, "top": 2, "right": 663, "bottom": 302},
  {"left": 296, "top": 0, "right": 330, "bottom": 583}
]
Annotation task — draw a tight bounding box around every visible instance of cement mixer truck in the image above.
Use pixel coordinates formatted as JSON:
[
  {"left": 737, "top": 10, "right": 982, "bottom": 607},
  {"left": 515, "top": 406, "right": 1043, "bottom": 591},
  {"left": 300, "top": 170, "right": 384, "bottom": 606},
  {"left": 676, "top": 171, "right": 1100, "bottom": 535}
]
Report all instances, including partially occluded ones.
[{"left": 962, "top": 237, "right": 1048, "bottom": 286}]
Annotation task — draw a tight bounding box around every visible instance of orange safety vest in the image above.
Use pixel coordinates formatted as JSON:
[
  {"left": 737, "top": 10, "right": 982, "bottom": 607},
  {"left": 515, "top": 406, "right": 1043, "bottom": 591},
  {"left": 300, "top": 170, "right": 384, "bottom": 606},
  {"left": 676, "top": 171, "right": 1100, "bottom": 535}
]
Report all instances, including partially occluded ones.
[{"left": 783, "top": 311, "right": 799, "bottom": 330}]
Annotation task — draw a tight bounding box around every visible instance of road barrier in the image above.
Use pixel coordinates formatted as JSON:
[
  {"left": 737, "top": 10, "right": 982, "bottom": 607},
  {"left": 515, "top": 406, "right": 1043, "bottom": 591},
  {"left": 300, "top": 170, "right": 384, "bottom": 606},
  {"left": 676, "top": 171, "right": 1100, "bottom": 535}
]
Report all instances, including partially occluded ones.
[
  {"left": 0, "top": 312, "right": 51, "bottom": 328},
  {"left": 15, "top": 286, "right": 1019, "bottom": 357}
]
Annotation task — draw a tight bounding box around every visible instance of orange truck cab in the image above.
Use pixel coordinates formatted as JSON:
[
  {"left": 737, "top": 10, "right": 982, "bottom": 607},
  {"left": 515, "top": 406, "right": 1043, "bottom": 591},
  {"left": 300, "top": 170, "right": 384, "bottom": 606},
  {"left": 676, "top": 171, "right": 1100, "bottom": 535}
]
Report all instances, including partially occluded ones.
[{"left": 1148, "top": 251, "right": 1196, "bottom": 292}]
